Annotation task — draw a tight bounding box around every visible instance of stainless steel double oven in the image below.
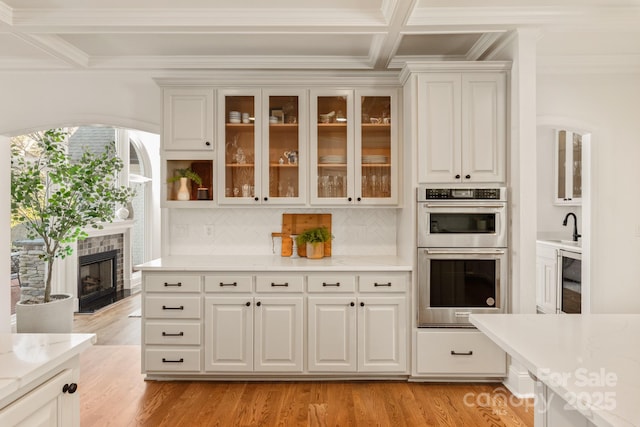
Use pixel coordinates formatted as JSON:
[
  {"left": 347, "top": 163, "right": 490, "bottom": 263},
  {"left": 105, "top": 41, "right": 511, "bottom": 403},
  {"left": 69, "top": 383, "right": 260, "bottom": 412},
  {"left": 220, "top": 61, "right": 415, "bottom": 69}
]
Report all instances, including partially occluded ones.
[{"left": 417, "top": 186, "right": 508, "bottom": 327}]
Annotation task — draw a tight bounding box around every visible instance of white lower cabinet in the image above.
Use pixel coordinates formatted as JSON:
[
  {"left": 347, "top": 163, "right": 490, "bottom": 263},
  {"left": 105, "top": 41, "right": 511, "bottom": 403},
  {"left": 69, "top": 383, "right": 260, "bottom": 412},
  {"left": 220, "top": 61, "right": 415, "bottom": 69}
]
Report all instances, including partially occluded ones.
[
  {"left": 307, "top": 295, "right": 407, "bottom": 373},
  {"left": 415, "top": 329, "right": 506, "bottom": 377},
  {"left": 536, "top": 242, "right": 558, "bottom": 314},
  {"left": 0, "top": 368, "right": 76, "bottom": 427},
  {"left": 204, "top": 296, "right": 304, "bottom": 373}
]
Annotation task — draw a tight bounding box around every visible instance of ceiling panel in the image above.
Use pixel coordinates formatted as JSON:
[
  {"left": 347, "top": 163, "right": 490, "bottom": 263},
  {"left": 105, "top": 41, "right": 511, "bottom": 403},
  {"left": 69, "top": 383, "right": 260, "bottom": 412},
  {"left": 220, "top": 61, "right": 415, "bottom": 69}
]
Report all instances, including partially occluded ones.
[{"left": 396, "top": 33, "right": 482, "bottom": 56}]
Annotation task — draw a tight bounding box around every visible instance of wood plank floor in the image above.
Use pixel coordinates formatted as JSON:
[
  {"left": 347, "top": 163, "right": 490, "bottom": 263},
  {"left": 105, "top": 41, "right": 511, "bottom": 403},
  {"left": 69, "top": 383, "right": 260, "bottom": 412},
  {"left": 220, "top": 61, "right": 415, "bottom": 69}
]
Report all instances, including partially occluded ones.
[{"left": 75, "top": 294, "right": 534, "bottom": 427}]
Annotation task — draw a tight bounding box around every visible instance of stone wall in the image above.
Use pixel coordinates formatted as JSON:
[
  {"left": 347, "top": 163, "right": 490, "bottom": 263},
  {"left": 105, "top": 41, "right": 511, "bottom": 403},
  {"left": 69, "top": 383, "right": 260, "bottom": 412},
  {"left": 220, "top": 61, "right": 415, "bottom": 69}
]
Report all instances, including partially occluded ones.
[{"left": 16, "top": 239, "right": 46, "bottom": 303}]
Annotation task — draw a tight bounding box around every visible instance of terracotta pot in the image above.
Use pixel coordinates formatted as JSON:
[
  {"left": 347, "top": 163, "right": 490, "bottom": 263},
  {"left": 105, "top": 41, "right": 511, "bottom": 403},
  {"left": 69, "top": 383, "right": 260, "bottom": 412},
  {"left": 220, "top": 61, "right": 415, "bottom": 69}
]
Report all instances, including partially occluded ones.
[
  {"left": 306, "top": 242, "right": 324, "bottom": 259},
  {"left": 16, "top": 293, "right": 74, "bottom": 333}
]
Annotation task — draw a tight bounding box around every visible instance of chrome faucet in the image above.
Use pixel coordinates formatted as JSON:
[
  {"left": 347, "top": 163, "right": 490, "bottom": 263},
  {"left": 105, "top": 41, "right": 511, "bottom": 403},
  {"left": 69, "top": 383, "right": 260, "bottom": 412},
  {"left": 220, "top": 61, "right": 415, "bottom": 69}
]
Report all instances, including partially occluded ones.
[{"left": 562, "top": 212, "right": 581, "bottom": 242}]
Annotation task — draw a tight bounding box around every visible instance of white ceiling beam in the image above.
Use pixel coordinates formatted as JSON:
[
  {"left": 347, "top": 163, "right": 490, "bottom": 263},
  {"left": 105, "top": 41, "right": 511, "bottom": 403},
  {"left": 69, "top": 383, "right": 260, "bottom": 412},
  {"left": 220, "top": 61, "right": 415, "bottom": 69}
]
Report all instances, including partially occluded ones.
[
  {"left": 11, "top": 8, "right": 387, "bottom": 30},
  {"left": 12, "top": 33, "right": 89, "bottom": 68},
  {"left": 0, "top": 1, "right": 11, "bottom": 26},
  {"left": 465, "top": 32, "right": 506, "bottom": 61},
  {"left": 370, "top": 0, "right": 417, "bottom": 69}
]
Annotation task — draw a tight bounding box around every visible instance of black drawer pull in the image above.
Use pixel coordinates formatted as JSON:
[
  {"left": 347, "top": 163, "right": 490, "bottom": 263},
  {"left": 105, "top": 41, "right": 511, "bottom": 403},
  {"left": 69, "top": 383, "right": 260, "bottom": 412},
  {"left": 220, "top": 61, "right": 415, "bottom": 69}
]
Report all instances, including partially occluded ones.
[
  {"left": 219, "top": 282, "right": 238, "bottom": 287},
  {"left": 162, "top": 332, "right": 184, "bottom": 337},
  {"left": 162, "top": 358, "right": 184, "bottom": 363},
  {"left": 374, "top": 282, "right": 392, "bottom": 287},
  {"left": 322, "top": 282, "right": 340, "bottom": 287},
  {"left": 164, "top": 282, "right": 182, "bottom": 287},
  {"left": 450, "top": 350, "right": 473, "bottom": 356},
  {"left": 271, "top": 282, "right": 289, "bottom": 287},
  {"left": 162, "top": 305, "right": 184, "bottom": 310}
]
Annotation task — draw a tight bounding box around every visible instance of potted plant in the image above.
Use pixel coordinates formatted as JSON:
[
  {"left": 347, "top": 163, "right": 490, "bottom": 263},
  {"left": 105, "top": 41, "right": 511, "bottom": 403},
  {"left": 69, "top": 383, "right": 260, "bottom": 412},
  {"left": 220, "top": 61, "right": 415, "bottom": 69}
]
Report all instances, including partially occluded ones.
[
  {"left": 296, "top": 226, "right": 332, "bottom": 259},
  {"left": 11, "top": 128, "right": 135, "bottom": 333},
  {"left": 166, "top": 167, "right": 202, "bottom": 201}
]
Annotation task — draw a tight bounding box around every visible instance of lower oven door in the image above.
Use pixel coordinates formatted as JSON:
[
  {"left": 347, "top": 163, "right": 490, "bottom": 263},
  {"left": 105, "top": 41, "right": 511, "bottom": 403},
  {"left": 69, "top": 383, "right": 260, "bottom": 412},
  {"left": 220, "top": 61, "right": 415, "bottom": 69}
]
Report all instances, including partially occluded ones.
[{"left": 417, "top": 248, "right": 507, "bottom": 327}]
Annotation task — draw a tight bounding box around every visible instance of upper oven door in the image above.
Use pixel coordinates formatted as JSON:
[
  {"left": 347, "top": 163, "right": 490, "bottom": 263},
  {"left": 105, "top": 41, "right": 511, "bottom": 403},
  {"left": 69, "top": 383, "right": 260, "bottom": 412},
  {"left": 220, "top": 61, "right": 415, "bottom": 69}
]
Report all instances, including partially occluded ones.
[{"left": 417, "top": 202, "right": 507, "bottom": 248}]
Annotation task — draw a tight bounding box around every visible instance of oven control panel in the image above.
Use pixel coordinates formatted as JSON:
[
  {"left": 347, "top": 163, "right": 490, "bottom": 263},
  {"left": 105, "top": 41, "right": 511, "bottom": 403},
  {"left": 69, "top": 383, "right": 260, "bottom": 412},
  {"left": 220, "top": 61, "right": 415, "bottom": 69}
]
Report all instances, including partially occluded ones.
[{"left": 419, "top": 187, "right": 503, "bottom": 200}]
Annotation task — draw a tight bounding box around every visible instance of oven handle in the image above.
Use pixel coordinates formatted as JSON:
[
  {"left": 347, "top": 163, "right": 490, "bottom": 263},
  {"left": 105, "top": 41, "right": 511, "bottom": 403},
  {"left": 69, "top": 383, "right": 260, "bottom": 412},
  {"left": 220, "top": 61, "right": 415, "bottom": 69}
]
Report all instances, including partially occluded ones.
[
  {"left": 423, "top": 203, "right": 505, "bottom": 209},
  {"left": 424, "top": 249, "right": 506, "bottom": 255}
]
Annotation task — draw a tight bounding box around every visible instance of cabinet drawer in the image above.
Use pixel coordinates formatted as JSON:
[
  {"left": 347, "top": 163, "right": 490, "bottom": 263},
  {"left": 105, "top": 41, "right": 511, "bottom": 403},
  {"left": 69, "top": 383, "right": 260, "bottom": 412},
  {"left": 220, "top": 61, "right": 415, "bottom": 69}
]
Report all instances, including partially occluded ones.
[
  {"left": 204, "top": 275, "right": 252, "bottom": 293},
  {"left": 145, "top": 321, "right": 201, "bottom": 345},
  {"left": 308, "top": 275, "right": 355, "bottom": 292},
  {"left": 415, "top": 330, "right": 506, "bottom": 376},
  {"left": 145, "top": 296, "right": 201, "bottom": 319},
  {"left": 359, "top": 274, "right": 407, "bottom": 292},
  {"left": 145, "top": 274, "right": 201, "bottom": 293},
  {"left": 145, "top": 348, "right": 201, "bottom": 372},
  {"left": 256, "top": 275, "right": 304, "bottom": 293}
]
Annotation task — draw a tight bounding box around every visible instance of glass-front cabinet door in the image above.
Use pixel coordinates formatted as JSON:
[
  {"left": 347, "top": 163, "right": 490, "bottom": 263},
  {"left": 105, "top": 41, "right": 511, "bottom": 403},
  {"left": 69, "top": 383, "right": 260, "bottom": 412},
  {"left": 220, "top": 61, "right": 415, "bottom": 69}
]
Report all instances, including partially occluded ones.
[
  {"left": 218, "top": 89, "right": 261, "bottom": 204},
  {"left": 555, "top": 129, "right": 582, "bottom": 205},
  {"left": 310, "top": 90, "right": 354, "bottom": 205},
  {"left": 355, "top": 89, "right": 397, "bottom": 205},
  {"left": 261, "top": 89, "right": 306, "bottom": 204}
]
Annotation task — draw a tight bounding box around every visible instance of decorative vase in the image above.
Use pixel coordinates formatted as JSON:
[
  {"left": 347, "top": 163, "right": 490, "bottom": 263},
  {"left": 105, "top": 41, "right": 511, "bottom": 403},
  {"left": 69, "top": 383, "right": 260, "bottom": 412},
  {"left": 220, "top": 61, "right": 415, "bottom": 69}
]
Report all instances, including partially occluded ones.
[
  {"left": 306, "top": 242, "right": 324, "bottom": 259},
  {"left": 177, "top": 177, "right": 190, "bottom": 201},
  {"left": 16, "top": 293, "right": 74, "bottom": 333}
]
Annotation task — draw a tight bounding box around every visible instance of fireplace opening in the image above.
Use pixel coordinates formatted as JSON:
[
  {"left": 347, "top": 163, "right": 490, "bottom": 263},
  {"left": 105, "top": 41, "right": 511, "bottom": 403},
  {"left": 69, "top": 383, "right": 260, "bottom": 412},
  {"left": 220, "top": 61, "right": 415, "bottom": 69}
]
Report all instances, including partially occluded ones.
[{"left": 78, "top": 249, "right": 124, "bottom": 313}]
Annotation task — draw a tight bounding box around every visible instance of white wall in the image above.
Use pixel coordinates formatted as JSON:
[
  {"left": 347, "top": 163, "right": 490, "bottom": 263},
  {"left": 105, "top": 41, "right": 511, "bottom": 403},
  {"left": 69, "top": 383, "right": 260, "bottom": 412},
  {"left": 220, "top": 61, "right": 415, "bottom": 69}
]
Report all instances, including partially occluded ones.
[
  {"left": 0, "top": 136, "right": 10, "bottom": 332},
  {"left": 538, "top": 71, "right": 640, "bottom": 313}
]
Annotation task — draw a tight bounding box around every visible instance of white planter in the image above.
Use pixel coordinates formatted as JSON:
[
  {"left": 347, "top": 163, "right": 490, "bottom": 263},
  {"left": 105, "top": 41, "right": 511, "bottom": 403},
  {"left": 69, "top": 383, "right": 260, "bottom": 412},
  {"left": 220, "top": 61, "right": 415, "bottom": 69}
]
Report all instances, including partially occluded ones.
[{"left": 16, "top": 293, "right": 74, "bottom": 333}]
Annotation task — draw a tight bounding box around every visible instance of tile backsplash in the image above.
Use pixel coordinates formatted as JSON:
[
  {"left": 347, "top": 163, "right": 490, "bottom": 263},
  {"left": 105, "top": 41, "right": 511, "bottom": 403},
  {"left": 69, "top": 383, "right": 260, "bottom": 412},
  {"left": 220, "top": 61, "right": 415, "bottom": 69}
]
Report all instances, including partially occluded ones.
[{"left": 167, "top": 208, "right": 397, "bottom": 256}]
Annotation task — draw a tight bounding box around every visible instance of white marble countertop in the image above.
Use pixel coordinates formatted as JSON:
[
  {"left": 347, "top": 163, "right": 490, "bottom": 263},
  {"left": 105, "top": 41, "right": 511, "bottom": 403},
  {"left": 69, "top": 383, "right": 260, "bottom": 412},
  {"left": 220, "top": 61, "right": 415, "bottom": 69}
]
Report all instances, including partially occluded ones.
[
  {"left": 470, "top": 314, "right": 640, "bottom": 427},
  {"left": 136, "top": 255, "right": 412, "bottom": 272},
  {"left": 0, "top": 333, "right": 96, "bottom": 405},
  {"left": 537, "top": 234, "right": 582, "bottom": 252}
]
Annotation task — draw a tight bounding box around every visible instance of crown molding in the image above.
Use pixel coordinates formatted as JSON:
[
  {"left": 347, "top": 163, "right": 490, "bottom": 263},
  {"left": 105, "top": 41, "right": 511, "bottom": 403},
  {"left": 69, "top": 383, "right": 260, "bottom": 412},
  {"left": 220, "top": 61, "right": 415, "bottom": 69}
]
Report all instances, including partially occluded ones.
[
  {"left": 13, "top": 33, "right": 89, "bottom": 68},
  {"left": 153, "top": 69, "right": 402, "bottom": 88},
  {"left": 538, "top": 55, "right": 640, "bottom": 75},
  {"left": 466, "top": 32, "right": 506, "bottom": 61},
  {"left": 399, "top": 60, "right": 512, "bottom": 84}
]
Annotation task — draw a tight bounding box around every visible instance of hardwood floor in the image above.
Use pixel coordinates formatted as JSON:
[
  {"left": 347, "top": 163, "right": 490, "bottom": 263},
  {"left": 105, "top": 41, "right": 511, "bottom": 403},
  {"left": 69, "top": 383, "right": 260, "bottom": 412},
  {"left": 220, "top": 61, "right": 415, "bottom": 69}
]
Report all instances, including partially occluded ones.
[{"left": 75, "top": 294, "right": 534, "bottom": 427}]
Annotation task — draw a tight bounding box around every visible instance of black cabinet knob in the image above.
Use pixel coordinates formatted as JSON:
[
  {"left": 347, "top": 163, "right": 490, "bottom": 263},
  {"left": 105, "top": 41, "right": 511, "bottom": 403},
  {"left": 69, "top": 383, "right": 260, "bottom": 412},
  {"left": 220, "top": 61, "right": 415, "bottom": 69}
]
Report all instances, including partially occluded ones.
[
  {"left": 256, "top": 301, "right": 261, "bottom": 307},
  {"left": 360, "top": 302, "right": 365, "bottom": 307},
  {"left": 357, "top": 197, "right": 362, "bottom": 202},
  {"left": 347, "top": 197, "right": 352, "bottom": 202},
  {"left": 465, "top": 174, "right": 471, "bottom": 179},
  {"left": 254, "top": 197, "right": 259, "bottom": 201},
  {"left": 264, "top": 197, "right": 268, "bottom": 201},
  {"left": 62, "top": 383, "right": 78, "bottom": 394},
  {"left": 350, "top": 302, "right": 355, "bottom": 307},
  {"left": 245, "top": 302, "right": 251, "bottom": 307},
  {"left": 205, "top": 141, "right": 211, "bottom": 147},
  {"left": 455, "top": 174, "right": 461, "bottom": 179}
]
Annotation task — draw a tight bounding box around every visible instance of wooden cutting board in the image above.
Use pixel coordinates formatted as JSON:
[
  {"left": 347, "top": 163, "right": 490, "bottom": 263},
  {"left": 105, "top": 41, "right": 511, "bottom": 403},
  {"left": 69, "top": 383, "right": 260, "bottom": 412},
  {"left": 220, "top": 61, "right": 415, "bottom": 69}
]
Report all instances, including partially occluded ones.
[{"left": 282, "top": 213, "right": 332, "bottom": 257}]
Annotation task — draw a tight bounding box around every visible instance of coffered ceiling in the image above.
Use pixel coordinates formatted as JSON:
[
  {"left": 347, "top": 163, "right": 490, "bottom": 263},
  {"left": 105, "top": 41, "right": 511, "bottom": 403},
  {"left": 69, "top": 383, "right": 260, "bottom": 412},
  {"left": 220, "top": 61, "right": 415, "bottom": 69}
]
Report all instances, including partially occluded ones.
[{"left": 0, "top": 0, "right": 639, "bottom": 71}]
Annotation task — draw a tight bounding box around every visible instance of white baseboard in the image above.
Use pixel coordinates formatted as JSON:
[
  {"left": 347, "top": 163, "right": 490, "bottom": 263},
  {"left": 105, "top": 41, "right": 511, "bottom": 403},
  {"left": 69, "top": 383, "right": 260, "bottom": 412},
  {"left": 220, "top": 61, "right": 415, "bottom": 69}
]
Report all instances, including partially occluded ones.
[{"left": 503, "top": 362, "right": 535, "bottom": 398}]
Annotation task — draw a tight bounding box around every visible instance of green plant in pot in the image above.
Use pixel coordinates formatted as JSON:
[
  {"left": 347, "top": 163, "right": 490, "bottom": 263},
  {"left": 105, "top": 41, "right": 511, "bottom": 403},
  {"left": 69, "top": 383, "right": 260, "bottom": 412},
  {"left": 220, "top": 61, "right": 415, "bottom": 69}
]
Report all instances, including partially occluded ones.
[
  {"left": 11, "top": 128, "right": 135, "bottom": 333},
  {"left": 296, "top": 226, "right": 332, "bottom": 259},
  {"left": 166, "top": 167, "right": 202, "bottom": 201}
]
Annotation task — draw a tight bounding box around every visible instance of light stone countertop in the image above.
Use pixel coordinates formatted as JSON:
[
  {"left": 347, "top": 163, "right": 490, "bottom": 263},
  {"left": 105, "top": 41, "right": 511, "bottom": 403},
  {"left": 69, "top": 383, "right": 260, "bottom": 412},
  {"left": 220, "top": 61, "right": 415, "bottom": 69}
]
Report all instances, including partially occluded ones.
[
  {"left": 0, "top": 333, "right": 96, "bottom": 406},
  {"left": 136, "top": 255, "right": 412, "bottom": 272},
  {"left": 470, "top": 314, "right": 640, "bottom": 427}
]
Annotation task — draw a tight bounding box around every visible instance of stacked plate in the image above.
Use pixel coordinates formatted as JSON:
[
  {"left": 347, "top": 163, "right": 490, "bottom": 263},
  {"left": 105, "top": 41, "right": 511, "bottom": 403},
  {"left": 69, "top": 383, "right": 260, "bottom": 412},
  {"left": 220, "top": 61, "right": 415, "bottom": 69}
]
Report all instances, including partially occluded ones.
[
  {"left": 319, "top": 155, "right": 346, "bottom": 164},
  {"left": 362, "top": 155, "right": 388, "bottom": 164},
  {"left": 228, "top": 111, "right": 241, "bottom": 124}
]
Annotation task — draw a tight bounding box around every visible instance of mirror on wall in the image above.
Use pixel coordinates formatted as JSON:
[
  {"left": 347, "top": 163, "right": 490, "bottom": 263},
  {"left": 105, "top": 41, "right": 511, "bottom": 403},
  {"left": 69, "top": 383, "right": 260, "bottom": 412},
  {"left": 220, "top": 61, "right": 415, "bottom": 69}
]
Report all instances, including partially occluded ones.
[{"left": 555, "top": 130, "right": 582, "bottom": 206}]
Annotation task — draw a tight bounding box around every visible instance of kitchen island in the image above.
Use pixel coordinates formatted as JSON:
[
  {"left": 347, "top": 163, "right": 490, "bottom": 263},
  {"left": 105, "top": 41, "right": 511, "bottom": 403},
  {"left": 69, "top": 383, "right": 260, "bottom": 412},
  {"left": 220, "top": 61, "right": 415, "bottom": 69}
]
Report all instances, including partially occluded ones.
[
  {"left": 0, "top": 333, "right": 96, "bottom": 425},
  {"left": 470, "top": 314, "right": 640, "bottom": 427},
  {"left": 137, "top": 255, "right": 412, "bottom": 380}
]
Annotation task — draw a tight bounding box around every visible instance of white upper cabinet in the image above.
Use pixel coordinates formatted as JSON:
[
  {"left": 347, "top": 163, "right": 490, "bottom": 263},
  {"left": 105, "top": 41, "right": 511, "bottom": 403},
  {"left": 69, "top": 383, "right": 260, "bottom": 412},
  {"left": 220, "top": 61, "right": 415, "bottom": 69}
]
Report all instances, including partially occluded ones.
[
  {"left": 555, "top": 129, "right": 582, "bottom": 205},
  {"left": 417, "top": 72, "right": 506, "bottom": 184},
  {"left": 163, "top": 88, "right": 215, "bottom": 151}
]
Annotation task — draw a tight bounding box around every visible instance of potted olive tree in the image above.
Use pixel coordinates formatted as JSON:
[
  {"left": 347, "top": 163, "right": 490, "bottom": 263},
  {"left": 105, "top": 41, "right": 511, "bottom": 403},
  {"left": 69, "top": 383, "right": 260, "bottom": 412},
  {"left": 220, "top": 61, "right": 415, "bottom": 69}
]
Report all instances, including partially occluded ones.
[
  {"left": 11, "top": 128, "right": 135, "bottom": 333},
  {"left": 296, "top": 226, "right": 332, "bottom": 259}
]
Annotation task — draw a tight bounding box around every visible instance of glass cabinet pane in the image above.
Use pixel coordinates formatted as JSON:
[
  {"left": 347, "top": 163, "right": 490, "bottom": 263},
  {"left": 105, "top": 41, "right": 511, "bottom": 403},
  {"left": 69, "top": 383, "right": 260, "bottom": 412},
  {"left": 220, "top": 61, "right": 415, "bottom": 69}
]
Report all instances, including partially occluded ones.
[
  {"left": 557, "top": 130, "right": 567, "bottom": 200},
  {"left": 572, "top": 132, "right": 582, "bottom": 199},
  {"left": 360, "top": 95, "right": 391, "bottom": 199},
  {"left": 316, "top": 96, "right": 348, "bottom": 199},
  {"left": 268, "top": 95, "right": 299, "bottom": 199},
  {"left": 224, "top": 95, "right": 255, "bottom": 198}
]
